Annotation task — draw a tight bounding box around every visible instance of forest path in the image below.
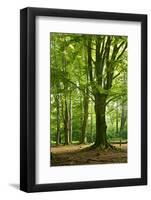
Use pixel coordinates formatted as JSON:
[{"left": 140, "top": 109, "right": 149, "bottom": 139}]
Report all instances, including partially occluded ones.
[{"left": 51, "top": 144, "right": 127, "bottom": 166}]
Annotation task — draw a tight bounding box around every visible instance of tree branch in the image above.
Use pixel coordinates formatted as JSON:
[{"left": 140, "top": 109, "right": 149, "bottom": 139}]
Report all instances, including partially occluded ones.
[
  {"left": 112, "top": 72, "right": 121, "bottom": 80},
  {"left": 116, "top": 43, "right": 127, "bottom": 60},
  {"left": 106, "top": 95, "right": 122, "bottom": 105}
]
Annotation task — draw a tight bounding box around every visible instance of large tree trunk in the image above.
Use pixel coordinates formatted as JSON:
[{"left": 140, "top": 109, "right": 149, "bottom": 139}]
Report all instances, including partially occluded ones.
[{"left": 94, "top": 92, "right": 107, "bottom": 148}]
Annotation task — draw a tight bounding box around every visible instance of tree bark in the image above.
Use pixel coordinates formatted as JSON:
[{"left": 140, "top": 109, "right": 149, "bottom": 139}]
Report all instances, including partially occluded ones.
[{"left": 94, "top": 92, "right": 107, "bottom": 148}]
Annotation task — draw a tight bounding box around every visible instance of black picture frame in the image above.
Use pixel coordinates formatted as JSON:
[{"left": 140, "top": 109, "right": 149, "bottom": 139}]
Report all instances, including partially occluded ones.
[{"left": 20, "top": 7, "right": 147, "bottom": 192}]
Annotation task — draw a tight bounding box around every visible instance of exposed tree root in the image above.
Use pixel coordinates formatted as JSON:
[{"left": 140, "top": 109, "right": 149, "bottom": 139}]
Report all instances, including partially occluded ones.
[{"left": 89, "top": 142, "right": 118, "bottom": 151}]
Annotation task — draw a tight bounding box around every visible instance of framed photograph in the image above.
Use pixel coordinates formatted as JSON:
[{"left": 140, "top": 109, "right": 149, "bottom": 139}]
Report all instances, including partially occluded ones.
[{"left": 20, "top": 7, "right": 147, "bottom": 192}]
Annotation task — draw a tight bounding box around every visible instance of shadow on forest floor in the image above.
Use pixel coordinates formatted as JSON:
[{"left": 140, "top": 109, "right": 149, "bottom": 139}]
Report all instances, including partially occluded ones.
[{"left": 51, "top": 144, "right": 127, "bottom": 166}]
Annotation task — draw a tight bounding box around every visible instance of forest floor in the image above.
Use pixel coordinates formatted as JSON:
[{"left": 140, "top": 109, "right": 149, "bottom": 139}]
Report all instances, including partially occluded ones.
[{"left": 51, "top": 143, "right": 127, "bottom": 166}]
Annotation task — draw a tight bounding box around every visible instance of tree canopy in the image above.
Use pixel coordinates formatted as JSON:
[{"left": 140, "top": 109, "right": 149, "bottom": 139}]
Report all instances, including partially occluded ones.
[{"left": 50, "top": 32, "right": 127, "bottom": 149}]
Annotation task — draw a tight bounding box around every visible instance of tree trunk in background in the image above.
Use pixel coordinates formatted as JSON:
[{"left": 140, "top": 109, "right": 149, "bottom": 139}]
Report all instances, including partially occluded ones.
[
  {"left": 81, "top": 92, "right": 89, "bottom": 144},
  {"left": 120, "top": 73, "right": 127, "bottom": 133},
  {"left": 90, "top": 101, "right": 93, "bottom": 143},
  {"left": 80, "top": 93, "right": 83, "bottom": 142},
  {"left": 56, "top": 94, "right": 60, "bottom": 145},
  {"left": 69, "top": 92, "right": 72, "bottom": 144},
  {"left": 116, "top": 100, "right": 119, "bottom": 135},
  {"left": 94, "top": 92, "right": 107, "bottom": 148},
  {"left": 120, "top": 104, "right": 127, "bottom": 132},
  {"left": 64, "top": 99, "right": 70, "bottom": 145}
]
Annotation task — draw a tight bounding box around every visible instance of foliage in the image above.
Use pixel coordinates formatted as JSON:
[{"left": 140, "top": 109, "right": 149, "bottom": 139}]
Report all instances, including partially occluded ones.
[{"left": 50, "top": 33, "right": 127, "bottom": 146}]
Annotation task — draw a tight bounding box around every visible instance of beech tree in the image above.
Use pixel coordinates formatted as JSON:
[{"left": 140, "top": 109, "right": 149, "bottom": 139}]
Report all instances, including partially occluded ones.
[{"left": 87, "top": 35, "right": 127, "bottom": 148}]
